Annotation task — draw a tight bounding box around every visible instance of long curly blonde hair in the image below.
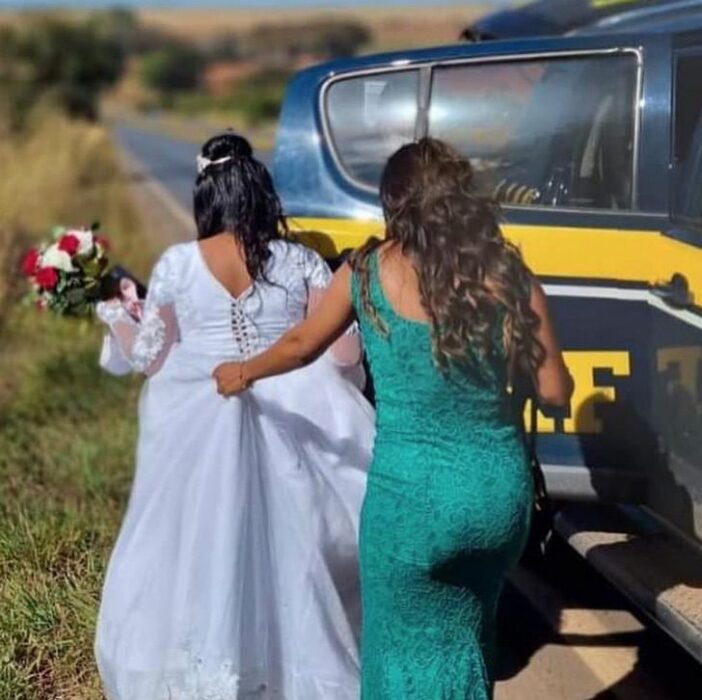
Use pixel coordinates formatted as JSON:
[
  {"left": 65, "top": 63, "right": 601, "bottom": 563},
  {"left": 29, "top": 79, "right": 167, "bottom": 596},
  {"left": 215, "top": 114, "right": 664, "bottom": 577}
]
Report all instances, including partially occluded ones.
[{"left": 350, "top": 138, "right": 544, "bottom": 380}]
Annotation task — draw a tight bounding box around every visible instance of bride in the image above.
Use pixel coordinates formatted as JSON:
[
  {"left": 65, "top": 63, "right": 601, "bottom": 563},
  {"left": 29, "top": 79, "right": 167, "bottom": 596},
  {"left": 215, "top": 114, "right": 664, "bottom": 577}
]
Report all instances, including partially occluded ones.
[{"left": 94, "top": 132, "right": 374, "bottom": 700}]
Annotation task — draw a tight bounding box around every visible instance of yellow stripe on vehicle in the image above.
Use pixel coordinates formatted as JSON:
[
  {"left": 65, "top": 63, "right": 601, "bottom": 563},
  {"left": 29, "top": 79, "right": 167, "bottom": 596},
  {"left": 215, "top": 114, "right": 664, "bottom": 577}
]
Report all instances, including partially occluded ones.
[{"left": 291, "top": 218, "right": 702, "bottom": 304}]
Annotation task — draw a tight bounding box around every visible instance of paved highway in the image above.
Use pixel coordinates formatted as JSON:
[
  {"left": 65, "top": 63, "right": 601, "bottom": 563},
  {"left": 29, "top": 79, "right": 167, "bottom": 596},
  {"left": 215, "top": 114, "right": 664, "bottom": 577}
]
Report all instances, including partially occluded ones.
[
  {"left": 113, "top": 124, "right": 273, "bottom": 215},
  {"left": 115, "top": 123, "right": 702, "bottom": 699}
]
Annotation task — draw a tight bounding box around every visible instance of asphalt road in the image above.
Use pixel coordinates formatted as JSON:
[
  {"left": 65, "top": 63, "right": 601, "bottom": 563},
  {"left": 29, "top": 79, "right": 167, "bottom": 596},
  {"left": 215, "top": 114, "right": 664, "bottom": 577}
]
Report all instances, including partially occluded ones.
[
  {"left": 115, "top": 123, "right": 702, "bottom": 699},
  {"left": 113, "top": 124, "right": 273, "bottom": 215}
]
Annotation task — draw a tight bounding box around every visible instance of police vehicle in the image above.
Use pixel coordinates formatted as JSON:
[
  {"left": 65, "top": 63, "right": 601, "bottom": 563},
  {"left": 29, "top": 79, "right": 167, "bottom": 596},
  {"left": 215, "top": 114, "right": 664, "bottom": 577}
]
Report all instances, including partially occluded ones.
[
  {"left": 467, "top": 0, "right": 693, "bottom": 40},
  {"left": 271, "top": 5, "right": 702, "bottom": 660}
]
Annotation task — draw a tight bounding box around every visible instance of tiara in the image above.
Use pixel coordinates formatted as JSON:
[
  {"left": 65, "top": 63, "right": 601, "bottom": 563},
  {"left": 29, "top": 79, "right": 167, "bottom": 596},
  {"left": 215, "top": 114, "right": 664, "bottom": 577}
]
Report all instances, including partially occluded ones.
[{"left": 196, "top": 154, "right": 233, "bottom": 175}]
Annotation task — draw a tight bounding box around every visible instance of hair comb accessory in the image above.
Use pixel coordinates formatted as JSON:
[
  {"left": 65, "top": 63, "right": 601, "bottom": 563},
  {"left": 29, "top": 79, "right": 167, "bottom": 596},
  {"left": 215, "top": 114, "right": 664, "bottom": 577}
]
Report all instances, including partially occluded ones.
[{"left": 196, "top": 154, "right": 234, "bottom": 175}]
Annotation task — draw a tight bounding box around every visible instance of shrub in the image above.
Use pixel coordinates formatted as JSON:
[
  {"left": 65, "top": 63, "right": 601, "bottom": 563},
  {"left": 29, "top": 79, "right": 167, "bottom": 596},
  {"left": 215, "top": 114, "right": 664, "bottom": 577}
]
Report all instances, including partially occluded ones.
[
  {"left": 205, "top": 33, "right": 242, "bottom": 62},
  {"left": 1, "top": 15, "right": 127, "bottom": 123},
  {"left": 243, "top": 19, "right": 372, "bottom": 61},
  {"left": 234, "top": 68, "right": 289, "bottom": 125},
  {"left": 141, "top": 44, "right": 206, "bottom": 101}
]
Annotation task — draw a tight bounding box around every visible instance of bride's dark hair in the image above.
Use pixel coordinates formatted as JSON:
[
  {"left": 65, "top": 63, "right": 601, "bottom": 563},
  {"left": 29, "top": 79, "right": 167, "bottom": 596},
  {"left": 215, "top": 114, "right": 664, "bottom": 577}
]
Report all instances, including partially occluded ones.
[
  {"left": 351, "top": 137, "right": 544, "bottom": 379},
  {"left": 193, "top": 131, "right": 288, "bottom": 281}
]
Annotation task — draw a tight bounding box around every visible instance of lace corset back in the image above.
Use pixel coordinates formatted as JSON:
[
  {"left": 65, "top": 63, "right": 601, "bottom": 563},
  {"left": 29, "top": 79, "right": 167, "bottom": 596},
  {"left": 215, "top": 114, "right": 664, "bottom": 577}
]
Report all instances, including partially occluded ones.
[
  {"left": 187, "top": 239, "right": 332, "bottom": 356},
  {"left": 98, "top": 240, "right": 334, "bottom": 376}
]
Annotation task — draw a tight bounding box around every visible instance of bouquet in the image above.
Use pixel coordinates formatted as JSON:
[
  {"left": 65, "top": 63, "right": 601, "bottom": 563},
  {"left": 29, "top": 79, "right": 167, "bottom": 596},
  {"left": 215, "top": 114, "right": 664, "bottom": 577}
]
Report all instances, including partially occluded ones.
[{"left": 20, "top": 224, "right": 143, "bottom": 316}]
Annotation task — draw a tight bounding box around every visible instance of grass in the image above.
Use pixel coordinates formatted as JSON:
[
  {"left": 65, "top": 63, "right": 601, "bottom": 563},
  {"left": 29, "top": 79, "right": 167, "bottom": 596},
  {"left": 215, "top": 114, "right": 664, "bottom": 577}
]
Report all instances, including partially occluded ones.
[
  {"left": 0, "top": 110, "right": 148, "bottom": 310},
  {"left": 0, "top": 112, "right": 151, "bottom": 699},
  {"left": 135, "top": 4, "right": 489, "bottom": 51},
  {"left": 173, "top": 68, "right": 290, "bottom": 128},
  {"left": 0, "top": 5, "right": 488, "bottom": 54},
  {"left": 103, "top": 3, "right": 486, "bottom": 144}
]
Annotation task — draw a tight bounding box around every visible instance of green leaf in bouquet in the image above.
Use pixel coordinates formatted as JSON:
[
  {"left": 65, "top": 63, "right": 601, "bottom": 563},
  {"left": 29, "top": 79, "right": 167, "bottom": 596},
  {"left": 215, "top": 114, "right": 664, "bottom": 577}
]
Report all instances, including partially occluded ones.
[
  {"left": 73, "top": 255, "right": 89, "bottom": 272},
  {"left": 79, "top": 255, "right": 108, "bottom": 278},
  {"left": 90, "top": 221, "right": 101, "bottom": 232},
  {"left": 83, "top": 282, "right": 102, "bottom": 304},
  {"left": 51, "top": 226, "right": 67, "bottom": 240},
  {"left": 48, "top": 295, "right": 67, "bottom": 314},
  {"left": 65, "top": 288, "right": 88, "bottom": 305},
  {"left": 67, "top": 299, "right": 93, "bottom": 318}
]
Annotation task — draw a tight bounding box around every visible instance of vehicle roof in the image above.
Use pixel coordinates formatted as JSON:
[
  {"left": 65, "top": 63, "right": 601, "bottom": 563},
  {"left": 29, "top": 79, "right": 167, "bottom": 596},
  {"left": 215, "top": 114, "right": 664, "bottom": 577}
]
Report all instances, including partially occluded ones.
[
  {"left": 300, "top": 18, "right": 702, "bottom": 83},
  {"left": 470, "top": 0, "right": 702, "bottom": 39},
  {"left": 579, "top": 0, "right": 702, "bottom": 35}
]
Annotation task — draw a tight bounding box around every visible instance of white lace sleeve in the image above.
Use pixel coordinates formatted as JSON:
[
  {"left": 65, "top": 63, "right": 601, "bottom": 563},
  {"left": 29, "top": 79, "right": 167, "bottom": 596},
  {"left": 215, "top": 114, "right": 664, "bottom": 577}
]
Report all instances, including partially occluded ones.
[
  {"left": 96, "top": 303, "right": 136, "bottom": 376},
  {"left": 96, "top": 250, "right": 180, "bottom": 376},
  {"left": 299, "top": 245, "right": 333, "bottom": 290}
]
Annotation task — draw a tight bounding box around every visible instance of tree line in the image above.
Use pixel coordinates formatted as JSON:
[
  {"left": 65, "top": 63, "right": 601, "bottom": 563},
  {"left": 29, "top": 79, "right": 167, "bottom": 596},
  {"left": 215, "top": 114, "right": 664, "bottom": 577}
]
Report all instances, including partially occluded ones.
[{"left": 0, "top": 9, "right": 373, "bottom": 128}]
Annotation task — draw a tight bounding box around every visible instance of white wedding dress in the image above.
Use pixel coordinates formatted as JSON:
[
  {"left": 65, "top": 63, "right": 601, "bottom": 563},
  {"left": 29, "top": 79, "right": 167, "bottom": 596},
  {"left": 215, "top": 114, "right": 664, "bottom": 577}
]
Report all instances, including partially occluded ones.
[{"left": 95, "top": 240, "right": 374, "bottom": 700}]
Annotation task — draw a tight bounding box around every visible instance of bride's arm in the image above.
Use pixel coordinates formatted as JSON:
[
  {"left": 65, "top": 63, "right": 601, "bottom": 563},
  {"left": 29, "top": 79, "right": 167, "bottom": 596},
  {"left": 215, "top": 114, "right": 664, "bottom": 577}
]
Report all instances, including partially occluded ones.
[
  {"left": 98, "top": 302, "right": 179, "bottom": 377},
  {"left": 97, "top": 251, "right": 180, "bottom": 377},
  {"left": 214, "top": 263, "right": 355, "bottom": 395}
]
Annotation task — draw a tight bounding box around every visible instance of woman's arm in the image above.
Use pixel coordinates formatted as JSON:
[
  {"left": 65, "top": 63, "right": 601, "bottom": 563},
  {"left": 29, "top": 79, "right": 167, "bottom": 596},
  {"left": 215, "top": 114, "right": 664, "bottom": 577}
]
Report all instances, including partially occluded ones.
[
  {"left": 96, "top": 253, "right": 180, "bottom": 378},
  {"left": 307, "top": 286, "right": 362, "bottom": 366},
  {"left": 213, "top": 264, "right": 355, "bottom": 395},
  {"left": 530, "top": 280, "right": 573, "bottom": 407}
]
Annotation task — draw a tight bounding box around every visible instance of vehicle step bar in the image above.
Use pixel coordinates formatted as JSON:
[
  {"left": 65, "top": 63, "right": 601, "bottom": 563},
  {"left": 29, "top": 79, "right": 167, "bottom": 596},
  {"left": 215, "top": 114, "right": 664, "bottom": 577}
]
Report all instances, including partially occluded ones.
[{"left": 554, "top": 503, "right": 702, "bottom": 664}]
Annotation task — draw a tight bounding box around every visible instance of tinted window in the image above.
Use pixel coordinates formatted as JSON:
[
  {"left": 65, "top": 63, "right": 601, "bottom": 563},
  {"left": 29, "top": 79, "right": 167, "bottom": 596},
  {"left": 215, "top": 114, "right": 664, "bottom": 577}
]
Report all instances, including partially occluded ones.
[
  {"left": 429, "top": 54, "right": 637, "bottom": 210},
  {"left": 672, "top": 52, "right": 702, "bottom": 225},
  {"left": 326, "top": 70, "right": 419, "bottom": 188}
]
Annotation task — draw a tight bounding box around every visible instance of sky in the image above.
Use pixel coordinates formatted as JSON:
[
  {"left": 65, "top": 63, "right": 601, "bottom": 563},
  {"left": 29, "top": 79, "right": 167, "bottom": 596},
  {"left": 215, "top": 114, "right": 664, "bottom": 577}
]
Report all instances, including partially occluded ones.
[{"left": 0, "top": 0, "right": 512, "bottom": 9}]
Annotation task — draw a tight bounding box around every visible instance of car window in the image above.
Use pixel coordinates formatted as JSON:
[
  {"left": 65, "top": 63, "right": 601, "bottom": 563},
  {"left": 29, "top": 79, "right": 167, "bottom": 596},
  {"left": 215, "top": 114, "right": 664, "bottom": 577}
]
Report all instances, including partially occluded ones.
[
  {"left": 325, "top": 70, "right": 419, "bottom": 189},
  {"left": 428, "top": 54, "right": 638, "bottom": 210},
  {"left": 672, "top": 52, "right": 702, "bottom": 226}
]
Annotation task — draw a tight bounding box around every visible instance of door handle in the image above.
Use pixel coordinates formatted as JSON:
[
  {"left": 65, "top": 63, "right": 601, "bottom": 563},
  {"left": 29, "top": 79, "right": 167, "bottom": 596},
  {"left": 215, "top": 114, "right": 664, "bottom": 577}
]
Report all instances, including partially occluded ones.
[{"left": 651, "top": 273, "right": 693, "bottom": 309}]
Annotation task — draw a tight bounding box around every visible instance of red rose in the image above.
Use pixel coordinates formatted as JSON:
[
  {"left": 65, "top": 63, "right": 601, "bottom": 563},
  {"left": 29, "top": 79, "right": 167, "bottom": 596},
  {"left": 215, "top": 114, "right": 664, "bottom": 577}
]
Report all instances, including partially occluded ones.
[
  {"left": 95, "top": 235, "right": 110, "bottom": 251},
  {"left": 21, "top": 248, "right": 40, "bottom": 277},
  {"left": 35, "top": 267, "right": 59, "bottom": 290},
  {"left": 58, "top": 234, "right": 80, "bottom": 256}
]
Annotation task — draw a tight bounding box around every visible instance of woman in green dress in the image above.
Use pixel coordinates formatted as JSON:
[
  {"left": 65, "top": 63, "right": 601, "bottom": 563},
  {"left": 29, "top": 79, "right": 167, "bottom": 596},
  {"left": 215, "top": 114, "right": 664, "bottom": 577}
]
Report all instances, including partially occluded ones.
[{"left": 214, "top": 138, "right": 573, "bottom": 699}]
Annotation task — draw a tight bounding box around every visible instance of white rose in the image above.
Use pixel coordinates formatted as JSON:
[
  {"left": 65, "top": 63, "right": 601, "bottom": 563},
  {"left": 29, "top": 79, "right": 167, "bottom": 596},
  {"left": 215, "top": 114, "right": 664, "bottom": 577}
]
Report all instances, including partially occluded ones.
[
  {"left": 41, "top": 243, "right": 74, "bottom": 273},
  {"left": 68, "top": 229, "right": 94, "bottom": 256}
]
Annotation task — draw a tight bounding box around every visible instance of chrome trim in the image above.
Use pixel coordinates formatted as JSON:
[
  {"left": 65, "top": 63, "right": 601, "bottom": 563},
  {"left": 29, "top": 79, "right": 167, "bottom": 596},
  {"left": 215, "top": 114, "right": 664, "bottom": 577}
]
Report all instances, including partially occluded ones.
[
  {"left": 319, "top": 47, "right": 644, "bottom": 208},
  {"left": 632, "top": 46, "right": 644, "bottom": 209},
  {"left": 415, "top": 65, "right": 433, "bottom": 141}
]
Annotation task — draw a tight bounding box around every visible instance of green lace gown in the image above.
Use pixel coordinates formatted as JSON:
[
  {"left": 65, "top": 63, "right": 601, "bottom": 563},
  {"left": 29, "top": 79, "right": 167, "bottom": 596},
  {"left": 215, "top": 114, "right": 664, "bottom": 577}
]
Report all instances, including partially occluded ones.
[{"left": 352, "top": 252, "right": 533, "bottom": 699}]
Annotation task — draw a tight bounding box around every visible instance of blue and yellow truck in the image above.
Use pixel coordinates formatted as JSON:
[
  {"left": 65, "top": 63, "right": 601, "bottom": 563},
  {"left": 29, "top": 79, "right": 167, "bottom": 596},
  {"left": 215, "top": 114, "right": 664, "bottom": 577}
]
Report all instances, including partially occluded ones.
[
  {"left": 271, "top": 2, "right": 702, "bottom": 660},
  {"left": 467, "top": 0, "right": 691, "bottom": 40}
]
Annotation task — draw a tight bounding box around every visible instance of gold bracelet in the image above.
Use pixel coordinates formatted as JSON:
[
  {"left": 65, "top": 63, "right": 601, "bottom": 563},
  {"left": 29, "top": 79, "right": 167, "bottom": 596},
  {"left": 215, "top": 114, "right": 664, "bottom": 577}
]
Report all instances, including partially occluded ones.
[{"left": 240, "top": 362, "right": 252, "bottom": 390}]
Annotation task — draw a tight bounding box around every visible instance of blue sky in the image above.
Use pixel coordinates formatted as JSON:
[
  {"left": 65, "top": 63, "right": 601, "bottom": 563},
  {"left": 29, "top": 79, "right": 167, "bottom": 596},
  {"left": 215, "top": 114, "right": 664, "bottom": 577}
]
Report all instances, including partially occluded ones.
[{"left": 0, "top": 0, "right": 510, "bottom": 8}]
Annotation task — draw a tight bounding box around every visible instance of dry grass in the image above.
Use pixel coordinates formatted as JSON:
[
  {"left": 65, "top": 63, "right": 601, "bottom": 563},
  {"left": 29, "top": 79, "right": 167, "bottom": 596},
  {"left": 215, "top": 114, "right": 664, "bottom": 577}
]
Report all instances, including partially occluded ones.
[
  {"left": 0, "top": 4, "right": 488, "bottom": 53},
  {"left": 0, "top": 112, "right": 150, "bottom": 699},
  {"left": 0, "top": 111, "right": 148, "bottom": 310},
  {"left": 137, "top": 4, "right": 487, "bottom": 51}
]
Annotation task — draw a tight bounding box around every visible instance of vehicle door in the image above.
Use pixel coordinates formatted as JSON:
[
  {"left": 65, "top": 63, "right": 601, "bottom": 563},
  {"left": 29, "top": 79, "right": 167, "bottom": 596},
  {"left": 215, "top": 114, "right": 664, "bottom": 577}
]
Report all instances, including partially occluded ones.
[
  {"left": 649, "top": 45, "right": 702, "bottom": 542},
  {"left": 422, "top": 43, "right": 658, "bottom": 503}
]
